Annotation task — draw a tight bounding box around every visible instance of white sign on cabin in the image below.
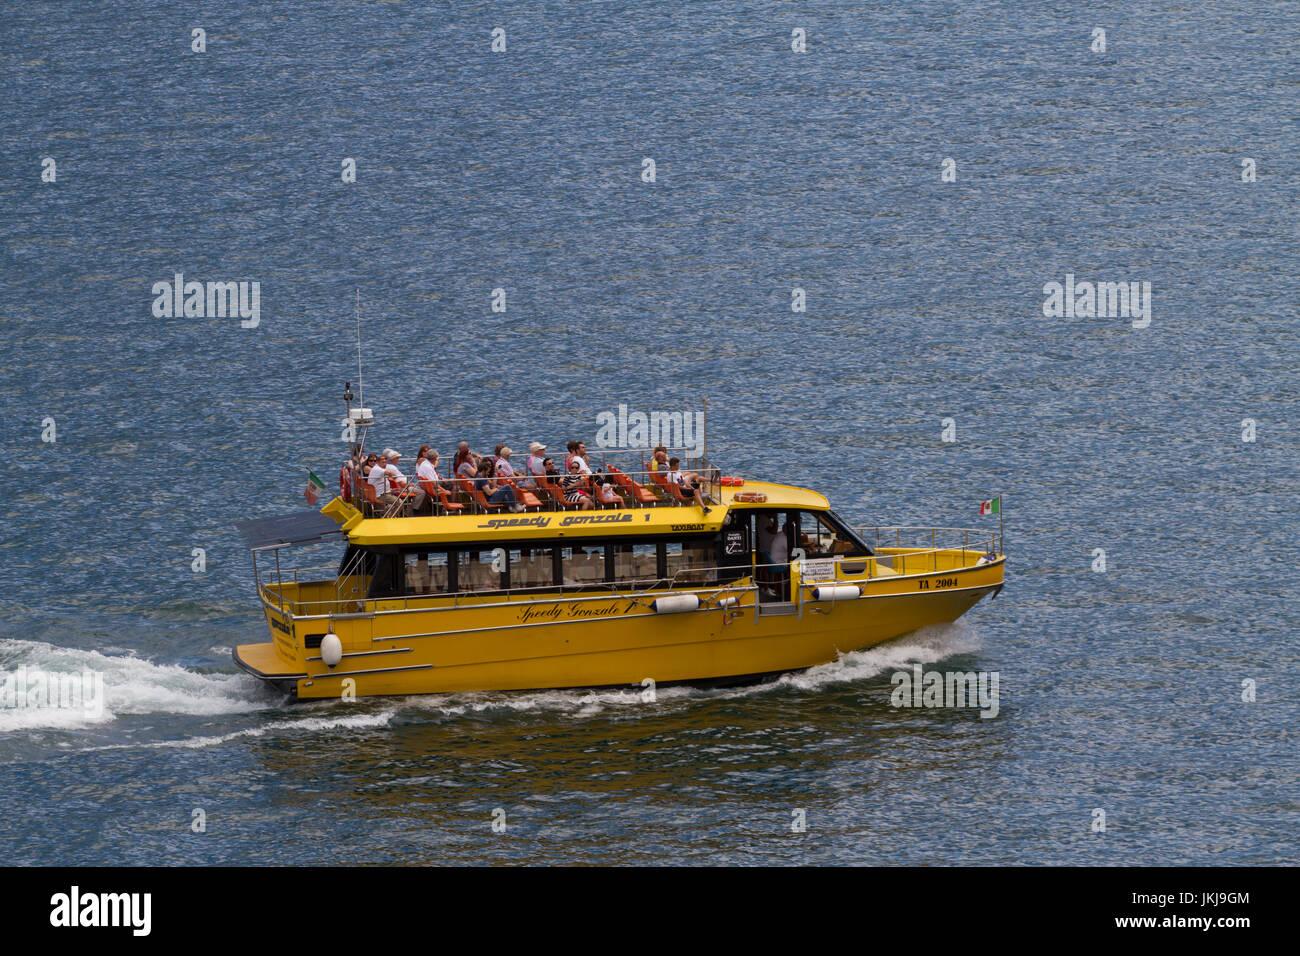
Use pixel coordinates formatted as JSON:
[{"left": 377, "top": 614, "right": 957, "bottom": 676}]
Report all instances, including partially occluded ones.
[{"left": 799, "top": 558, "right": 836, "bottom": 582}]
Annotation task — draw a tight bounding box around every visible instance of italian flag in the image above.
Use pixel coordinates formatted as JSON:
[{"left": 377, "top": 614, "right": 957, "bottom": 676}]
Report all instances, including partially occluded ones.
[
  {"left": 304, "top": 470, "right": 326, "bottom": 505},
  {"left": 978, "top": 496, "right": 1001, "bottom": 516}
]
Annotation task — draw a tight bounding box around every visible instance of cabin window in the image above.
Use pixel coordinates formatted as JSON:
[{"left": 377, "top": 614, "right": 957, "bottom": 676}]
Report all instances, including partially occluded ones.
[
  {"left": 795, "top": 511, "right": 870, "bottom": 558},
  {"left": 455, "top": 548, "right": 505, "bottom": 594},
  {"left": 403, "top": 551, "right": 451, "bottom": 595},
  {"left": 611, "top": 542, "right": 659, "bottom": 588},
  {"left": 505, "top": 546, "right": 555, "bottom": 591},
  {"left": 559, "top": 545, "right": 606, "bottom": 587},
  {"left": 664, "top": 537, "right": 715, "bottom": 587},
  {"left": 366, "top": 551, "right": 402, "bottom": 598},
  {"left": 825, "top": 510, "right": 874, "bottom": 555}
]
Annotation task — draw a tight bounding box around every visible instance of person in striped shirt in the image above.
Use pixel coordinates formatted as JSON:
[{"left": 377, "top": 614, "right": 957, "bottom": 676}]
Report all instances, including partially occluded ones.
[{"left": 561, "top": 459, "right": 595, "bottom": 510}]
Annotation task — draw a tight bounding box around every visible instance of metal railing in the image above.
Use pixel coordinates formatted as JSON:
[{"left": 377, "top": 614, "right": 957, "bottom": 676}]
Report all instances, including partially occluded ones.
[
  {"left": 857, "top": 526, "right": 1002, "bottom": 568},
  {"left": 256, "top": 539, "right": 1003, "bottom": 621},
  {"left": 341, "top": 455, "right": 723, "bottom": 518}
]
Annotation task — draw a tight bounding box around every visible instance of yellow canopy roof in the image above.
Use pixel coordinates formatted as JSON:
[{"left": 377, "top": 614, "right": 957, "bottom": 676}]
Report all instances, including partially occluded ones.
[{"left": 322, "top": 481, "right": 830, "bottom": 546}]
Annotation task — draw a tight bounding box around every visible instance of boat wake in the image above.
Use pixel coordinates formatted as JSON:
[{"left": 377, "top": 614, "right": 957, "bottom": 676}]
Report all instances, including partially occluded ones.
[
  {"left": 81, "top": 710, "right": 397, "bottom": 752},
  {"left": 1, "top": 621, "right": 980, "bottom": 747},
  {"left": 772, "top": 618, "right": 983, "bottom": 692},
  {"left": 0, "top": 638, "right": 269, "bottom": 733}
]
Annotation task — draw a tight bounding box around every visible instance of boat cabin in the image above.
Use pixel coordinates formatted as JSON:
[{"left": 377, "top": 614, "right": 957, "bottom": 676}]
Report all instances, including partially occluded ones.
[{"left": 336, "top": 500, "right": 873, "bottom": 604}]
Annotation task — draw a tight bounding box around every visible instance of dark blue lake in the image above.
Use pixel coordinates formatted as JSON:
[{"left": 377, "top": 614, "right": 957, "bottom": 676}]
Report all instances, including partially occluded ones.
[{"left": 0, "top": 0, "right": 1295, "bottom": 864}]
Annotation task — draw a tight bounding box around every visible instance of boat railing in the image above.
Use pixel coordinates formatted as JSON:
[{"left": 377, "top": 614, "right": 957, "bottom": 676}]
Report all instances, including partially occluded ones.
[
  {"left": 257, "top": 566, "right": 759, "bottom": 620},
  {"left": 256, "top": 543, "right": 1002, "bottom": 620},
  {"left": 857, "top": 526, "right": 1002, "bottom": 566},
  {"left": 341, "top": 455, "right": 723, "bottom": 518}
]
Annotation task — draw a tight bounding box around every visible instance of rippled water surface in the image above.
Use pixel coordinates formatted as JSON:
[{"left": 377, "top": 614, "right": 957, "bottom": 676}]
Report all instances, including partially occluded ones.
[{"left": 0, "top": 0, "right": 1296, "bottom": 864}]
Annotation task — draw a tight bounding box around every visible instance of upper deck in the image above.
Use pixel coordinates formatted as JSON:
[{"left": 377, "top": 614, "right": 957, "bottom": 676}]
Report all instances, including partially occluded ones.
[{"left": 324, "top": 479, "right": 830, "bottom": 546}]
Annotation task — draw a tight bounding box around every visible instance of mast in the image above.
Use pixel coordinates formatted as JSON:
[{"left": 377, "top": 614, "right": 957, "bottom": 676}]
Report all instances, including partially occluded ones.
[
  {"left": 344, "top": 381, "right": 358, "bottom": 460},
  {"left": 701, "top": 395, "right": 707, "bottom": 466},
  {"left": 355, "top": 288, "right": 363, "bottom": 409}
]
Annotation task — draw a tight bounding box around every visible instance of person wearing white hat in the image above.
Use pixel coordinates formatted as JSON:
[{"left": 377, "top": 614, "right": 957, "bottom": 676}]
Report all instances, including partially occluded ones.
[
  {"left": 378, "top": 448, "right": 425, "bottom": 516},
  {"left": 522, "top": 441, "right": 547, "bottom": 490}
]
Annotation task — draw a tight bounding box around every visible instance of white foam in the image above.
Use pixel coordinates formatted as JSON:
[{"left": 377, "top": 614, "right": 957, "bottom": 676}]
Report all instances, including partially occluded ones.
[
  {"left": 772, "top": 619, "right": 982, "bottom": 692},
  {"left": 84, "top": 709, "right": 396, "bottom": 751},
  {"left": 0, "top": 622, "right": 981, "bottom": 736},
  {"left": 0, "top": 638, "right": 267, "bottom": 733}
]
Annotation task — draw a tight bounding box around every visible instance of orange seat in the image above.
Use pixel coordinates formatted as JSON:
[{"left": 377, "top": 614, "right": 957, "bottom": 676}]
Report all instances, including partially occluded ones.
[
  {"left": 501, "top": 477, "right": 543, "bottom": 510},
  {"left": 608, "top": 466, "right": 659, "bottom": 506},
  {"left": 534, "top": 475, "right": 571, "bottom": 510},
  {"left": 647, "top": 468, "right": 689, "bottom": 504},
  {"left": 361, "top": 481, "right": 383, "bottom": 515},
  {"left": 458, "top": 477, "right": 508, "bottom": 513},
  {"left": 420, "top": 479, "right": 464, "bottom": 514}
]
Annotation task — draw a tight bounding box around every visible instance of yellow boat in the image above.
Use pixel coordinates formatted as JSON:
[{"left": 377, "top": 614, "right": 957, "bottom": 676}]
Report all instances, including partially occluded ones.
[{"left": 234, "top": 402, "right": 1005, "bottom": 700}]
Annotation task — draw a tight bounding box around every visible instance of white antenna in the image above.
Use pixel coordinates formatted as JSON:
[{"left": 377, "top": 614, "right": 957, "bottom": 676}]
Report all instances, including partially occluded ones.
[
  {"left": 355, "top": 288, "right": 363, "bottom": 407},
  {"left": 701, "top": 394, "right": 707, "bottom": 463}
]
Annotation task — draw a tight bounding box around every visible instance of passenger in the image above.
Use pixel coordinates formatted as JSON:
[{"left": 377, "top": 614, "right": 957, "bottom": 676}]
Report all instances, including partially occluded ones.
[
  {"left": 339, "top": 456, "right": 359, "bottom": 502},
  {"left": 562, "top": 460, "right": 595, "bottom": 509},
  {"left": 773, "top": 517, "right": 791, "bottom": 581},
  {"left": 453, "top": 442, "right": 482, "bottom": 478},
  {"left": 665, "top": 457, "right": 711, "bottom": 514},
  {"left": 648, "top": 445, "right": 669, "bottom": 473},
  {"left": 366, "top": 452, "right": 402, "bottom": 512},
  {"left": 522, "top": 442, "right": 547, "bottom": 490},
  {"left": 494, "top": 446, "right": 517, "bottom": 479},
  {"left": 757, "top": 514, "right": 780, "bottom": 597},
  {"left": 542, "top": 457, "right": 559, "bottom": 478},
  {"left": 595, "top": 474, "right": 624, "bottom": 507},
  {"left": 565, "top": 440, "right": 592, "bottom": 475},
  {"left": 757, "top": 514, "right": 791, "bottom": 598},
  {"left": 415, "top": 446, "right": 440, "bottom": 484},
  {"left": 381, "top": 448, "right": 426, "bottom": 516},
  {"left": 455, "top": 449, "right": 481, "bottom": 479},
  {"left": 409, "top": 446, "right": 435, "bottom": 515},
  {"left": 415, "top": 446, "right": 451, "bottom": 512},
  {"left": 473, "top": 457, "right": 524, "bottom": 512}
]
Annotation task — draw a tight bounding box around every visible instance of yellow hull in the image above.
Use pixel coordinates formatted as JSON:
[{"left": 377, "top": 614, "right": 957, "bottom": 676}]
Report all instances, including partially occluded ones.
[{"left": 234, "top": 552, "right": 1004, "bottom": 700}]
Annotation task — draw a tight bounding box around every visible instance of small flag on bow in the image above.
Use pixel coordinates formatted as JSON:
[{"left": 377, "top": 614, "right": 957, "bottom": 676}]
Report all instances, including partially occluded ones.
[
  {"left": 304, "top": 470, "right": 326, "bottom": 505},
  {"left": 978, "top": 496, "right": 1001, "bottom": 516}
]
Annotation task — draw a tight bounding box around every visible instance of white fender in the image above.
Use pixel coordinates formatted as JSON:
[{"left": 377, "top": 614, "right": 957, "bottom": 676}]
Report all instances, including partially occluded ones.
[
  {"left": 652, "top": 594, "right": 701, "bottom": 614},
  {"left": 320, "top": 632, "right": 343, "bottom": 667},
  {"left": 811, "top": 584, "right": 861, "bottom": 602}
]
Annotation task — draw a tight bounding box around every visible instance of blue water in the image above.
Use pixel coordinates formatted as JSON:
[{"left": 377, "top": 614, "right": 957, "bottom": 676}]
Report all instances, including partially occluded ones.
[{"left": 1, "top": 0, "right": 1296, "bottom": 864}]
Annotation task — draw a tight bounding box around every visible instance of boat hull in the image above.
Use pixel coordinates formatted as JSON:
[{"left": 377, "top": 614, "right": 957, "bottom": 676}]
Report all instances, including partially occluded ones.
[{"left": 233, "top": 560, "right": 1003, "bottom": 700}]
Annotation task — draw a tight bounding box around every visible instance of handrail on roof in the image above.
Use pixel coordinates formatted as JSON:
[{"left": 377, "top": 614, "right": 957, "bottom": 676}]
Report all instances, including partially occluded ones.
[{"left": 346, "top": 459, "right": 723, "bottom": 519}]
